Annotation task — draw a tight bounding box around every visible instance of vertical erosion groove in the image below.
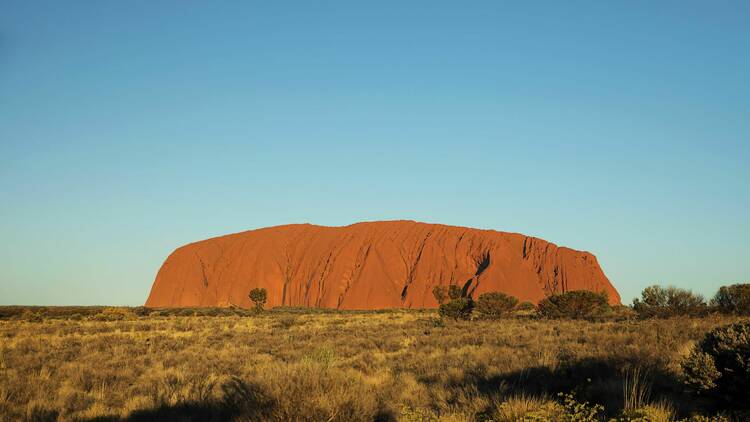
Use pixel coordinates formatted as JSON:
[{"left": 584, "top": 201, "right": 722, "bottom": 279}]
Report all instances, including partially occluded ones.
[
  {"left": 338, "top": 243, "right": 371, "bottom": 309},
  {"left": 196, "top": 254, "right": 209, "bottom": 288},
  {"left": 279, "top": 247, "right": 294, "bottom": 306},
  {"left": 400, "top": 231, "right": 432, "bottom": 304},
  {"left": 466, "top": 250, "right": 491, "bottom": 297}
]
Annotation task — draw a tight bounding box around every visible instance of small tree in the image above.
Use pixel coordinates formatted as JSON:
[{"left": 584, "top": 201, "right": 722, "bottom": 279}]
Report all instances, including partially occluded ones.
[
  {"left": 711, "top": 283, "right": 750, "bottom": 315},
  {"left": 249, "top": 288, "right": 267, "bottom": 311},
  {"left": 537, "top": 290, "right": 609, "bottom": 319},
  {"left": 475, "top": 292, "right": 518, "bottom": 319},
  {"left": 681, "top": 321, "right": 750, "bottom": 407},
  {"left": 632, "top": 285, "right": 706, "bottom": 318}
]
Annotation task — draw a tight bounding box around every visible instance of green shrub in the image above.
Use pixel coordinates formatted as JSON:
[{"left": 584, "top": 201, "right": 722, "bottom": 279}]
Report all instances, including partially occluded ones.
[
  {"left": 632, "top": 285, "right": 706, "bottom": 318},
  {"left": 493, "top": 392, "right": 604, "bottom": 421},
  {"left": 556, "top": 392, "right": 604, "bottom": 421},
  {"left": 177, "top": 308, "right": 196, "bottom": 317},
  {"left": 681, "top": 321, "right": 750, "bottom": 407},
  {"left": 132, "top": 306, "right": 151, "bottom": 317},
  {"left": 198, "top": 307, "right": 224, "bottom": 317},
  {"left": 678, "top": 415, "right": 731, "bottom": 422},
  {"left": 537, "top": 291, "right": 609, "bottom": 319},
  {"left": 91, "top": 307, "right": 133, "bottom": 321},
  {"left": 681, "top": 349, "right": 720, "bottom": 392},
  {"left": 438, "top": 297, "right": 474, "bottom": 321},
  {"left": 516, "top": 301, "right": 536, "bottom": 312},
  {"left": 434, "top": 283, "right": 473, "bottom": 320},
  {"left": 399, "top": 405, "right": 438, "bottom": 422},
  {"left": 711, "top": 283, "right": 750, "bottom": 315},
  {"left": 475, "top": 292, "right": 518, "bottom": 319},
  {"left": 619, "top": 403, "right": 674, "bottom": 422}
]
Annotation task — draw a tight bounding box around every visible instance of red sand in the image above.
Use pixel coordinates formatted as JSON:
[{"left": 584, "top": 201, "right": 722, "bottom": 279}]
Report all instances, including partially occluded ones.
[{"left": 145, "top": 221, "right": 620, "bottom": 309}]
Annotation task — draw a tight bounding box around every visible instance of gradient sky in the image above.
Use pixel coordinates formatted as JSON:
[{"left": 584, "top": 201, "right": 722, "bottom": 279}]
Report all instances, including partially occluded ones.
[{"left": 1, "top": 1, "right": 748, "bottom": 306}]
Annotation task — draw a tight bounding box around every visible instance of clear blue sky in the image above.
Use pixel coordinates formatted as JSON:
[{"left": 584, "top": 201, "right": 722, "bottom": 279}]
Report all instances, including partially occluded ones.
[{"left": 1, "top": 1, "right": 748, "bottom": 306}]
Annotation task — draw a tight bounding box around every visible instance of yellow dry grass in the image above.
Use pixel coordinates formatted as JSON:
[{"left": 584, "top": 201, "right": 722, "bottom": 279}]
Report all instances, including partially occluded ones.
[{"left": 0, "top": 307, "right": 744, "bottom": 421}]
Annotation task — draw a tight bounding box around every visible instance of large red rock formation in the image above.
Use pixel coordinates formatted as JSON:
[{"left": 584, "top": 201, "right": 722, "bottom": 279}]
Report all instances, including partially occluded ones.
[{"left": 145, "top": 221, "right": 620, "bottom": 309}]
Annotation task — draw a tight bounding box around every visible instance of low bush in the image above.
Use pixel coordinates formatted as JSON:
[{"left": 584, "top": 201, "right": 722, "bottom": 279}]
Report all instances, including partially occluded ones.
[
  {"left": 516, "top": 301, "right": 536, "bottom": 312},
  {"left": 438, "top": 297, "right": 474, "bottom": 321},
  {"left": 434, "top": 284, "right": 474, "bottom": 320},
  {"left": 537, "top": 291, "right": 609, "bottom": 319},
  {"left": 177, "top": 308, "right": 196, "bottom": 317},
  {"left": 681, "top": 321, "right": 750, "bottom": 407},
  {"left": 132, "top": 306, "right": 152, "bottom": 317},
  {"left": 475, "top": 292, "right": 518, "bottom": 319},
  {"left": 90, "top": 307, "right": 133, "bottom": 321}
]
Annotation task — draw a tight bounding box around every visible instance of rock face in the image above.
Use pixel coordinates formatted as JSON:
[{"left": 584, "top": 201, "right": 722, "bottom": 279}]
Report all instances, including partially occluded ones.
[{"left": 145, "top": 221, "right": 620, "bottom": 309}]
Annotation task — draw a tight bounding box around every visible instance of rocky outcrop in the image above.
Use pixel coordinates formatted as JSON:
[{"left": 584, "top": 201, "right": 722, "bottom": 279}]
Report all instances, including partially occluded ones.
[{"left": 145, "top": 221, "right": 620, "bottom": 309}]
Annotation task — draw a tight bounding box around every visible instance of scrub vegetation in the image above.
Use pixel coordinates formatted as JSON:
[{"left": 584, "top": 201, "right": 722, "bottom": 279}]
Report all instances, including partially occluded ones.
[{"left": 1, "top": 297, "right": 748, "bottom": 421}]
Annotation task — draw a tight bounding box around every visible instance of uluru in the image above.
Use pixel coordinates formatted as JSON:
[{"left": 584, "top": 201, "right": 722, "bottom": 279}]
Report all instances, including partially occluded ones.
[{"left": 145, "top": 221, "right": 620, "bottom": 309}]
